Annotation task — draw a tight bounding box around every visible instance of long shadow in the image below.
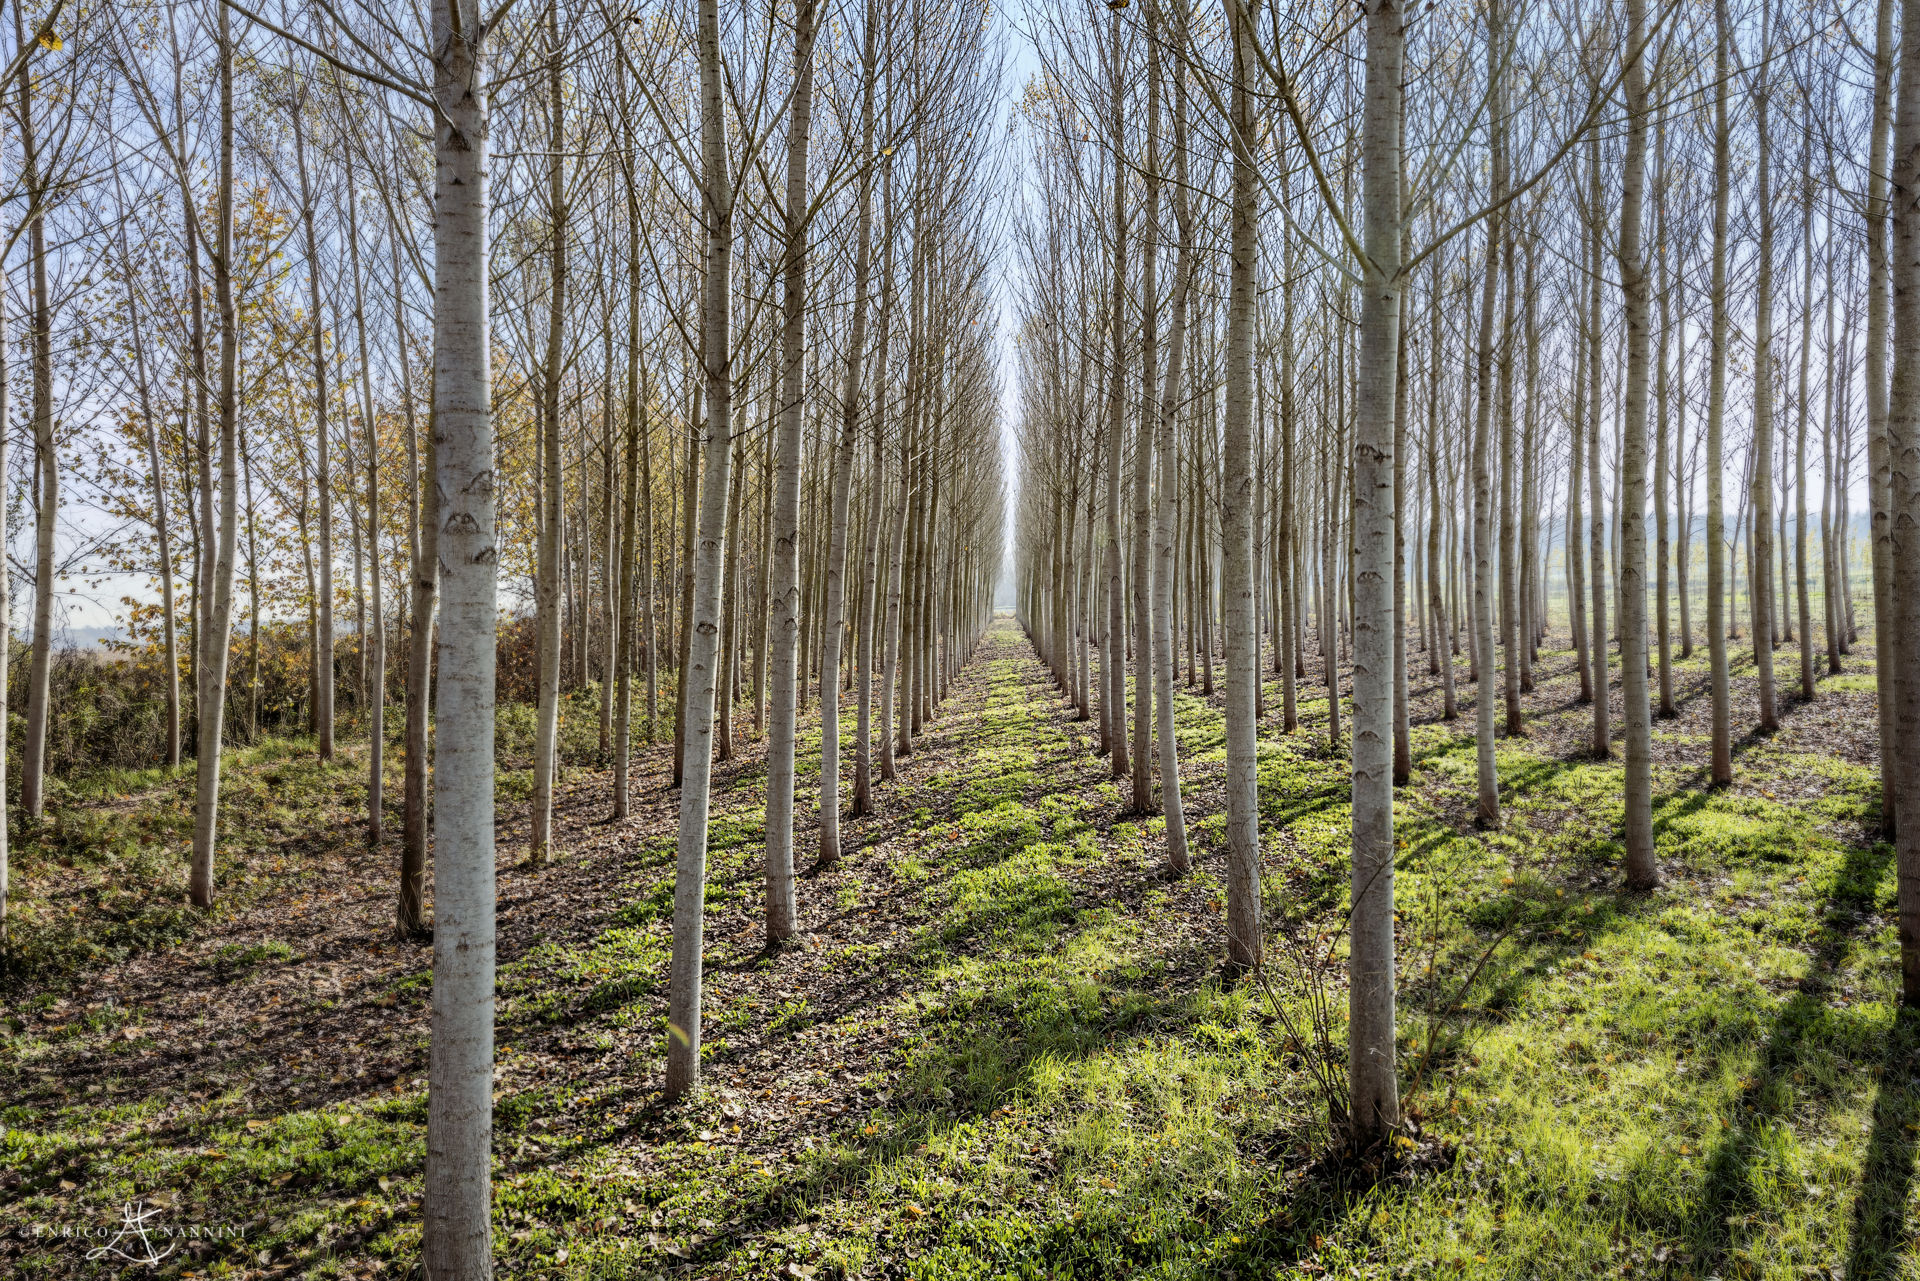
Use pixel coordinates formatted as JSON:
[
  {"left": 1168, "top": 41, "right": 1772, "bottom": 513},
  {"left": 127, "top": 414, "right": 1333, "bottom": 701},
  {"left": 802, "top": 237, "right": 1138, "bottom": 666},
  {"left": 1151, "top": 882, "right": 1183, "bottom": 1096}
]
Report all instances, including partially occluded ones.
[
  {"left": 2, "top": 631, "right": 1083, "bottom": 1277},
  {"left": 1452, "top": 878, "right": 1664, "bottom": 1025},
  {"left": 677, "top": 631, "right": 1387, "bottom": 1269},
  {"left": 1395, "top": 771, "right": 1728, "bottom": 1045},
  {"left": 1845, "top": 1006, "right": 1918, "bottom": 1278},
  {"left": 617, "top": 914, "right": 1300, "bottom": 1276},
  {"left": 516, "top": 641, "right": 1257, "bottom": 1272},
  {"left": 1686, "top": 837, "right": 1902, "bottom": 1273}
]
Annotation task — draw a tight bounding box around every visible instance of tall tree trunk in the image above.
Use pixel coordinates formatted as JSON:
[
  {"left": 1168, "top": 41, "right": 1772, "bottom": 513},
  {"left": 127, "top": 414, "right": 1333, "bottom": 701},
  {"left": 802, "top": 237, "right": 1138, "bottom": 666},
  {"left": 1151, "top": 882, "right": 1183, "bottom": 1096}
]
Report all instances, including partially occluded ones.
[
  {"left": 1321, "top": 421, "right": 1339, "bottom": 745},
  {"left": 345, "top": 153, "right": 385, "bottom": 845},
  {"left": 599, "top": 380, "right": 618, "bottom": 760},
  {"left": 1795, "top": 146, "right": 1815, "bottom": 703},
  {"left": 1278, "top": 240, "right": 1300, "bottom": 727},
  {"left": 1220, "top": 1, "right": 1261, "bottom": 971},
  {"left": 1131, "top": 14, "right": 1158, "bottom": 816},
  {"left": 1427, "top": 246, "right": 1456, "bottom": 720},
  {"left": 854, "top": 164, "right": 893, "bottom": 812},
  {"left": 1706, "top": 0, "right": 1735, "bottom": 786},
  {"left": 1868, "top": 0, "right": 1897, "bottom": 832},
  {"left": 1822, "top": 243, "right": 1842, "bottom": 676},
  {"left": 666, "top": 0, "right": 736, "bottom": 1096},
  {"left": 879, "top": 415, "right": 910, "bottom": 781},
  {"left": 1153, "top": 5, "right": 1189, "bottom": 873},
  {"left": 188, "top": 9, "right": 240, "bottom": 910},
  {"left": 530, "top": 8, "right": 567, "bottom": 863},
  {"left": 1104, "top": 9, "right": 1131, "bottom": 784},
  {"left": 613, "top": 129, "right": 644, "bottom": 821},
  {"left": 1675, "top": 268, "right": 1693, "bottom": 663},
  {"left": 1470, "top": 65, "right": 1503, "bottom": 826},
  {"left": 293, "top": 101, "right": 334, "bottom": 763},
  {"left": 641, "top": 373, "right": 658, "bottom": 740},
  {"left": 1518, "top": 243, "right": 1540, "bottom": 688},
  {"left": 1497, "top": 196, "right": 1521, "bottom": 738},
  {"left": 1654, "top": 119, "right": 1675, "bottom": 719},
  {"left": 673, "top": 381, "right": 700, "bottom": 788},
  {"left": 17, "top": 29, "right": 54, "bottom": 821},
  {"left": 718, "top": 436, "right": 745, "bottom": 761},
  {"left": 1393, "top": 215, "right": 1413, "bottom": 781},
  {"left": 421, "top": 0, "right": 498, "bottom": 1268},
  {"left": 1618, "top": 0, "right": 1658, "bottom": 889},
  {"left": 1749, "top": 7, "right": 1779, "bottom": 732},
  {"left": 823, "top": 7, "right": 877, "bottom": 850},
  {"left": 1886, "top": 0, "right": 1920, "bottom": 1004},
  {"left": 764, "top": 0, "right": 823, "bottom": 936},
  {"left": 398, "top": 271, "right": 437, "bottom": 938},
  {"left": 854, "top": 424, "right": 886, "bottom": 813},
  {"left": 1587, "top": 132, "right": 1609, "bottom": 760},
  {"left": 1568, "top": 252, "right": 1591, "bottom": 704},
  {"left": 1348, "top": 0, "right": 1406, "bottom": 1144}
]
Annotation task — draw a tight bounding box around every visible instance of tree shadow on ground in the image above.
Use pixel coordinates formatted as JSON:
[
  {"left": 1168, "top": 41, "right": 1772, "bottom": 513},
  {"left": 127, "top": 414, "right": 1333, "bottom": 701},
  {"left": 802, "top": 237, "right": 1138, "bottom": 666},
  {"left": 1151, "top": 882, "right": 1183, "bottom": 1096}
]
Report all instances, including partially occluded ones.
[
  {"left": 1844, "top": 1004, "right": 1917, "bottom": 1279},
  {"left": 1683, "top": 837, "right": 1908, "bottom": 1275}
]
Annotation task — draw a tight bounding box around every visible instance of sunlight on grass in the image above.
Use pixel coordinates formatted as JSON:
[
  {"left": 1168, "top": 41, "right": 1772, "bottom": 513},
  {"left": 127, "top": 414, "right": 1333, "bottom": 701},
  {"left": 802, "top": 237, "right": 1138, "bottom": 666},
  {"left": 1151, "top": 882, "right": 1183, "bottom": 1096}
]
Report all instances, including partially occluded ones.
[{"left": 2, "top": 625, "right": 1912, "bottom": 1280}]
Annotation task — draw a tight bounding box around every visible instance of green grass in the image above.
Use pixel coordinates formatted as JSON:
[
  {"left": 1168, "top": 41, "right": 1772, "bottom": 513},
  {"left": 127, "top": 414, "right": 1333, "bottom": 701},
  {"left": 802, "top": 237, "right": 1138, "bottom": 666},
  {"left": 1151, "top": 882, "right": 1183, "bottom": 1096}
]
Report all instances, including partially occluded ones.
[
  {"left": 0, "top": 623, "right": 1913, "bottom": 1279},
  {"left": 0, "top": 733, "right": 373, "bottom": 993}
]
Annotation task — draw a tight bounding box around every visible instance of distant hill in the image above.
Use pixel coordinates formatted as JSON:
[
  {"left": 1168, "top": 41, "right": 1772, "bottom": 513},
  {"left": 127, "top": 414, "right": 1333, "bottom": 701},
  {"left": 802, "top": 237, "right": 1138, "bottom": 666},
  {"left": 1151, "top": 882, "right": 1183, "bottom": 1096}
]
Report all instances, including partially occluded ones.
[{"left": 37, "top": 627, "right": 127, "bottom": 650}]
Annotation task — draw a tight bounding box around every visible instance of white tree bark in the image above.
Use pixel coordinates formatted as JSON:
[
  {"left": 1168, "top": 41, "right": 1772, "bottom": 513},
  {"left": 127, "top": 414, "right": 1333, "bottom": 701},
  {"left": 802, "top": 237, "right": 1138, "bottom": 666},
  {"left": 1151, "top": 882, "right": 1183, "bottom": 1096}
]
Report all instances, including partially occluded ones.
[
  {"left": 1425, "top": 246, "right": 1455, "bottom": 721},
  {"left": 17, "top": 29, "right": 53, "bottom": 822},
  {"left": 613, "top": 137, "right": 643, "bottom": 820},
  {"left": 1795, "top": 148, "right": 1815, "bottom": 703},
  {"left": 421, "top": 0, "right": 498, "bottom": 1270},
  {"left": 1586, "top": 134, "right": 1609, "bottom": 761},
  {"left": 1131, "top": 12, "right": 1157, "bottom": 817},
  {"left": 820, "top": 6, "right": 876, "bottom": 861},
  {"left": 1706, "top": 0, "right": 1734, "bottom": 786},
  {"left": 1219, "top": 0, "right": 1261, "bottom": 971},
  {"left": 188, "top": 10, "right": 240, "bottom": 910},
  {"left": 1867, "top": 0, "right": 1897, "bottom": 833},
  {"left": 1749, "top": 14, "right": 1780, "bottom": 733},
  {"left": 1347, "top": 0, "right": 1405, "bottom": 1145},
  {"left": 1469, "top": 53, "right": 1503, "bottom": 827},
  {"left": 1153, "top": 8, "right": 1190, "bottom": 876},
  {"left": 399, "top": 259, "right": 436, "bottom": 937},
  {"left": 666, "top": 0, "right": 737, "bottom": 1097},
  {"left": 530, "top": 7, "right": 567, "bottom": 863},
  {"left": 1103, "top": 10, "right": 1130, "bottom": 785},
  {"left": 764, "top": 0, "right": 822, "bottom": 938},
  {"left": 343, "top": 152, "right": 385, "bottom": 844},
  {"left": 1617, "top": 0, "right": 1658, "bottom": 889}
]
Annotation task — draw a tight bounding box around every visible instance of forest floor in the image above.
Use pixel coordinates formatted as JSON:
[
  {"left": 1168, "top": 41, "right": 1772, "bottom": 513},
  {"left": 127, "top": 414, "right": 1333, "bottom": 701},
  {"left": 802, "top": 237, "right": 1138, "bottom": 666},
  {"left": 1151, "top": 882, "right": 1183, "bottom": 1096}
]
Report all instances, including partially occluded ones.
[{"left": 0, "top": 615, "right": 1914, "bottom": 1280}]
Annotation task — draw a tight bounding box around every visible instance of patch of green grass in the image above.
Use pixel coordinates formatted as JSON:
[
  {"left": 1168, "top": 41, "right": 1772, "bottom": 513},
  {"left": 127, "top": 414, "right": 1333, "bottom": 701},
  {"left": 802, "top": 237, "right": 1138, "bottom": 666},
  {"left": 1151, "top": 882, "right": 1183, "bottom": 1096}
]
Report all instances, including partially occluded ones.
[
  {"left": 0, "top": 734, "right": 390, "bottom": 994},
  {"left": 5, "top": 624, "right": 1913, "bottom": 1281},
  {"left": 201, "top": 939, "right": 298, "bottom": 975},
  {"left": 770, "top": 997, "right": 815, "bottom": 1036}
]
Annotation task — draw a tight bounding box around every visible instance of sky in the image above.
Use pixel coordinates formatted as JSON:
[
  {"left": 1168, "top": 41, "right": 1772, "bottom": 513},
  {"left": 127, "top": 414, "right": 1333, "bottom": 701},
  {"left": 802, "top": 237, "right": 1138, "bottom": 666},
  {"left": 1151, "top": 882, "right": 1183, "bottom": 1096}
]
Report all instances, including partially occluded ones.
[
  {"left": 27, "top": 7, "right": 1043, "bottom": 642},
  {"left": 991, "top": 1, "right": 1044, "bottom": 607},
  {"left": 29, "top": 2, "right": 1874, "bottom": 640}
]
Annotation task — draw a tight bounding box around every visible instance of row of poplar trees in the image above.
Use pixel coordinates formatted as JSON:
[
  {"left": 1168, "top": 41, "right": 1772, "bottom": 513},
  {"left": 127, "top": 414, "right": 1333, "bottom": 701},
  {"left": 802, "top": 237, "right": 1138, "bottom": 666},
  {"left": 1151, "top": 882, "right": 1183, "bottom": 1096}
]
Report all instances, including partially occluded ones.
[
  {"left": 0, "top": 0, "right": 1006, "bottom": 1274},
  {"left": 1011, "top": 0, "right": 1920, "bottom": 1157}
]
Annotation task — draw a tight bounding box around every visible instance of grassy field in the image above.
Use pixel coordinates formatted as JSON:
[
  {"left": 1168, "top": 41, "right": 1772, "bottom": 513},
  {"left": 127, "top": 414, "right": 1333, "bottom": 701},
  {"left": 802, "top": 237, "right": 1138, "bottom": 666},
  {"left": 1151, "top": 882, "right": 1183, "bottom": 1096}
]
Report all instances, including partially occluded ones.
[{"left": 0, "top": 619, "right": 1913, "bottom": 1279}]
